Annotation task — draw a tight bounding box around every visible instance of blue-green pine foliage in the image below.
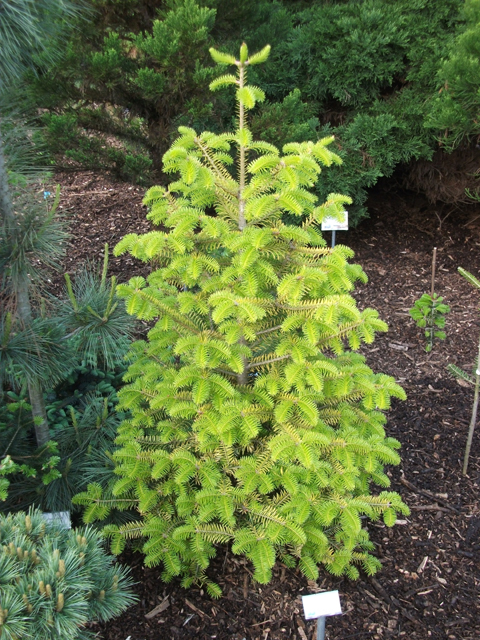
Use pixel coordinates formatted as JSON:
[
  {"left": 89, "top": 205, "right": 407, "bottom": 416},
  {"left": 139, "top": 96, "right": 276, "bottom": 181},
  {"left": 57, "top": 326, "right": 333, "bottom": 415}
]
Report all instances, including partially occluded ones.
[
  {"left": 0, "top": 253, "right": 135, "bottom": 514},
  {"left": 0, "top": 508, "right": 136, "bottom": 640},
  {"left": 75, "top": 45, "right": 409, "bottom": 595}
]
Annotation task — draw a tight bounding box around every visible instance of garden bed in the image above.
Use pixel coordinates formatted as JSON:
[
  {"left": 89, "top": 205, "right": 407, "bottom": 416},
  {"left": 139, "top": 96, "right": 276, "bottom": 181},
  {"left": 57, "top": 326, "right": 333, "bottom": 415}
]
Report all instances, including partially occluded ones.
[{"left": 53, "top": 170, "right": 480, "bottom": 640}]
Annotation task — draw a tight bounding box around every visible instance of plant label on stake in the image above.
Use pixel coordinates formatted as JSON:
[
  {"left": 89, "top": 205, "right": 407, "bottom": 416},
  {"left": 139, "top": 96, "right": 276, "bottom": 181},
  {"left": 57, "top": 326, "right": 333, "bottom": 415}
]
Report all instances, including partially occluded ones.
[
  {"left": 302, "top": 590, "right": 342, "bottom": 640},
  {"left": 321, "top": 211, "right": 348, "bottom": 248},
  {"left": 302, "top": 590, "right": 342, "bottom": 619},
  {"left": 43, "top": 511, "right": 71, "bottom": 529}
]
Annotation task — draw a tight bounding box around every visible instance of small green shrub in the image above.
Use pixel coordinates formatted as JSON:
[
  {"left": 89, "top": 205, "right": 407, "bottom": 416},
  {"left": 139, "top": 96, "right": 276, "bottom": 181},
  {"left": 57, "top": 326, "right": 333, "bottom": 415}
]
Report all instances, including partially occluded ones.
[
  {"left": 0, "top": 508, "right": 136, "bottom": 640},
  {"left": 42, "top": 113, "right": 153, "bottom": 184},
  {"left": 410, "top": 293, "right": 450, "bottom": 352},
  {"left": 425, "top": 0, "right": 480, "bottom": 150}
]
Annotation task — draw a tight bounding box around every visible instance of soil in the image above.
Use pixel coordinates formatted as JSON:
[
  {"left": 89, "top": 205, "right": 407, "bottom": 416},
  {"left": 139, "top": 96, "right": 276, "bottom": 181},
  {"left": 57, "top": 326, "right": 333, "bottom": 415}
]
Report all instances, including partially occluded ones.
[{"left": 51, "top": 170, "right": 480, "bottom": 640}]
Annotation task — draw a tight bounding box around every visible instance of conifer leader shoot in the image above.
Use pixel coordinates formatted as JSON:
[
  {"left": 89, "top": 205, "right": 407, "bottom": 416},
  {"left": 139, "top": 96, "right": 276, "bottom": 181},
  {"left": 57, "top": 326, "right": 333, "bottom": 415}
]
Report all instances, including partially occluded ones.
[{"left": 75, "top": 44, "right": 409, "bottom": 596}]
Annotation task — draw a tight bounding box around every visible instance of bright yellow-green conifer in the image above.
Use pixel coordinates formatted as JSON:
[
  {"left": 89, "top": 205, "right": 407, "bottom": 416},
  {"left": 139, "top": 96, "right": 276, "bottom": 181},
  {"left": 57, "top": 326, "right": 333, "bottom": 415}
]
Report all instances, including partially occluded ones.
[{"left": 75, "top": 44, "right": 408, "bottom": 597}]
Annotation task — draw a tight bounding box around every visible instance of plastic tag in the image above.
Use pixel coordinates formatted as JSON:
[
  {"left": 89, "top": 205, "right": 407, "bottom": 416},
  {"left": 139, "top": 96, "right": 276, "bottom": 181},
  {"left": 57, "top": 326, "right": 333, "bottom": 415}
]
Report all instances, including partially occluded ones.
[
  {"left": 302, "top": 590, "right": 342, "bottom": 620},
  {"left": 321, "top": 211, "right": 348, "bottom": 231}
]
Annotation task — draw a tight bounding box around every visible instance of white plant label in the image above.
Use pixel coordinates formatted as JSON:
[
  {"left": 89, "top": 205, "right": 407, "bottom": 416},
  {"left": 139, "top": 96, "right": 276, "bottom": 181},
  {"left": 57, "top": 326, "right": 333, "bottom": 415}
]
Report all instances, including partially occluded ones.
[
  {"left": 302, "top": 590, "right": 342, "bottom": 620},
  {"left": 42, "top": 511, "right": 71, "bottom": 529},
  {"left": 321, "top": 210, "right": 348, "bottom": 231}
]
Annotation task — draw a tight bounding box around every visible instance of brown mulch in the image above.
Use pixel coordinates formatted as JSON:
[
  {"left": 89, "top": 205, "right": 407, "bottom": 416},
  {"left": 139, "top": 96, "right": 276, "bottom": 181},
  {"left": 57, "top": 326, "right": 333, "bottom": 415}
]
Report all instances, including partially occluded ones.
[{"left": 51, "top": 170, "right": 480, "bottom": 640}]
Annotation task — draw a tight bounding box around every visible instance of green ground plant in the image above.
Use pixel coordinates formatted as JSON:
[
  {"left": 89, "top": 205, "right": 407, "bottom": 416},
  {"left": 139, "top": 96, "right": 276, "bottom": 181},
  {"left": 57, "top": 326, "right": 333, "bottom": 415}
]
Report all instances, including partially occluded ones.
[
  {"left": 410, "top": 293, "right": 450, "bottom": 352},
  {"left": 409, "top": 248, "right": 450, "bottom": 352},
  {"left": 0, "top": 508, "right": 136, "bottom": 640},
  {"left": 75, "top": 44, "right": 409, "bottom": 596}
]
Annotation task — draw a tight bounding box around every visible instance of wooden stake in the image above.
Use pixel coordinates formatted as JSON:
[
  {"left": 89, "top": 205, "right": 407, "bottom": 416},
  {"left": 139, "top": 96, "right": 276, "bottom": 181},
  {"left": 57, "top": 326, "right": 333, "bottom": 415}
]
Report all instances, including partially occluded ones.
[
  {"left": 430, "top": 247, "right": 437, "bottom": 299},
  {"left": 463, "top": 337, "right": 480, "bottom": 475}
]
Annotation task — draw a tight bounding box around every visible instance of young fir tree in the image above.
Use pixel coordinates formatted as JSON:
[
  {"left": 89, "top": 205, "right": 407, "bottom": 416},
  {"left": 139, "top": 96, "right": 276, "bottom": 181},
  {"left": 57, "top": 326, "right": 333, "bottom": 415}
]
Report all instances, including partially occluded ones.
[{"left": 75, "top": 44, "right": 408, "bottom": 596}]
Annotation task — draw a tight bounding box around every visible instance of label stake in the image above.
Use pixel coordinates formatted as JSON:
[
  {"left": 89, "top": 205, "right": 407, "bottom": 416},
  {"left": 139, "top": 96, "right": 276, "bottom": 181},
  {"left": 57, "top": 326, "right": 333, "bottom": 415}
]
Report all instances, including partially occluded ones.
[
  {"left": 316, "top": 614, "right": 326, "bottom": 640},
  {"left": 302, "top": 590, "right": 342, "bottom": 640},
  {"left": 321, "top": 211, "right": 348, "bottom": 249}
]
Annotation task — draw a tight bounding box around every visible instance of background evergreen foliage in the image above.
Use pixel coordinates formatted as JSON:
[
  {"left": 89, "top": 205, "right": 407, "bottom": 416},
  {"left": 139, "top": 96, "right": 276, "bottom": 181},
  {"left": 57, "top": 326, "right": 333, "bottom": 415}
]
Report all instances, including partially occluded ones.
[
  {"left": 0, "top": 0, "right": 88, "bottom": 91},
  {"left": 425, "top": 0, "right": 480, "bottom": 151},
  {"left": 75, "top": 45, "right": 409, "bottom": 595},
  {"left": 14, "top": 0, "right": 474, "bottom": 223},
  {"left": 0, "top": 508, "right": 136, "bottom": 640}
]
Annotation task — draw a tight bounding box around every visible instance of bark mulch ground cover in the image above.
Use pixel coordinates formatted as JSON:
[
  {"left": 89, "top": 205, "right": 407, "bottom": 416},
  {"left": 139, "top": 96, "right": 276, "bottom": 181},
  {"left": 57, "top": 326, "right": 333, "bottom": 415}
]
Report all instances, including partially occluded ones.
[{"left": 52, "top": 170, "right": 480, "bottom": 640}]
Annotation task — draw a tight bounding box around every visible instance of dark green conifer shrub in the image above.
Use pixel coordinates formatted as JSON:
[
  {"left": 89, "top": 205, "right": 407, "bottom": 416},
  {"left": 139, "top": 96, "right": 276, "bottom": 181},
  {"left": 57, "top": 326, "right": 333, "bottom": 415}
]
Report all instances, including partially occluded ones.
[
  {"left": 0, "top": 508, "right": 136, "bottom": 640},
  {"left": 23, "top": 0, "right": 464, "bottom": 224},
  {"left": 74, "top": 44, "right": 408, "bottom": 595},
  {"left": 42, "top": 112, "right": 153, "bottom": 184},
  {"left": 0, "top": 385, "right": 125, "bottom": 514},
  {"left": 0, "top": 251, "right": 135, "bottom": 513},
  {"left": 426, "top": 0, "right": 480, "bottom": 150},
  {"left": 16, "top": 0, "right": 467, "bottom": 220},
  {"left": 23, "top": 0, "right": 219, "bottom": 180}
]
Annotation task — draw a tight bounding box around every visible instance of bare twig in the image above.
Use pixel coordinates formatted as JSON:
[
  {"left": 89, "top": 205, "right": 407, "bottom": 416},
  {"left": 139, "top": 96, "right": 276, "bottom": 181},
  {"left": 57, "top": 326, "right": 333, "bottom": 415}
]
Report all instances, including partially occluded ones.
[
  {"left": 430, "top": 247, "right": 437, "bottom": 299},
  {"left": 185, "top": 599, "right": 210, "bottom": 619},
  {"left": 399, "top": 475, "right": 460, "bottom": 513},
  {"left": 145, "top": 596, "right": 170, "bottom": 619}
]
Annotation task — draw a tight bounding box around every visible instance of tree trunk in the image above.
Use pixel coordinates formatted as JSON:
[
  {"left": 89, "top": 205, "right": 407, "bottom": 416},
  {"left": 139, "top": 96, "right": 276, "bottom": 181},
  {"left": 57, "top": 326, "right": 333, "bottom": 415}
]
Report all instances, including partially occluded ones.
[
  {"left": 27, "top": 379, "right": 50, "bottom": 447},
  {"left": 0, "top": 128, "right": 13, "bottom": 222}
]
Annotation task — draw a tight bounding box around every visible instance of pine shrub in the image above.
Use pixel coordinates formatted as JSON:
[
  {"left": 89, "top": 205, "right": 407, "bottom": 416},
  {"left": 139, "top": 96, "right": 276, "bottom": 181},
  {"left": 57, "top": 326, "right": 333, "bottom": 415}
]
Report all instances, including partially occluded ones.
[
  {"left": 0, "top": 508, "right": 136, "bottom": 640},
  {"left": 0, "top": 248, "right": 135, "bottom": 512},
  {"left": 75, "top": 44, "right": 409, "bottom": 595}
]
